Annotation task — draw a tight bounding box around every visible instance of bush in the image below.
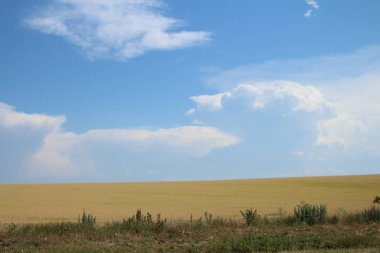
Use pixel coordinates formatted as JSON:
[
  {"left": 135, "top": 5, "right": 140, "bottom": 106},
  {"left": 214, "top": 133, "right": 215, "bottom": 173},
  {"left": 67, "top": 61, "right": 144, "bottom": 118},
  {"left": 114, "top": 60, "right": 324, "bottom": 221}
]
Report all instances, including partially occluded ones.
[
  {"left": 240, "top": 208, "right": 259, "bottom": 226},
  {"left": 121, "top": 209, "right": 165, "bottom": 233},
  {"left": 79, "top": 210, "right": 96, "bottom": 226},
  {"left": 360, "top": 205, "right": 380, "bottom": 222},
  {"left": 373, "top": 196, "right": 380, "bottom": 204},
  {"left": 293, "top": 201, "right": 327, "bottom": 225}
]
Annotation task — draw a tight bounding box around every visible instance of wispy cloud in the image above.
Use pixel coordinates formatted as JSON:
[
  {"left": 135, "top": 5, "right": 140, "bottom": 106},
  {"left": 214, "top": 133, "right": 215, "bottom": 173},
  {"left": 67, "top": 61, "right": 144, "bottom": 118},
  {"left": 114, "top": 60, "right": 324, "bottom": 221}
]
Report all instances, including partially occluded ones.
[
  {"left": 304, "top": 9, "right": 313, "bottom": 18},
  {"left": 304, "top": 0, "right": 319, "bottom": 18},
  {"left": 306, "top": 0, "right": 319, "bottom": 10},
  {"left": 25, "top": 0, "right": 211, "bottom": 61},
  {"left": 0, "top": 102, "right": 239, "bottom": 182},
  {"left": 205, "top": 46, "right": 380, "bottom": 88}
]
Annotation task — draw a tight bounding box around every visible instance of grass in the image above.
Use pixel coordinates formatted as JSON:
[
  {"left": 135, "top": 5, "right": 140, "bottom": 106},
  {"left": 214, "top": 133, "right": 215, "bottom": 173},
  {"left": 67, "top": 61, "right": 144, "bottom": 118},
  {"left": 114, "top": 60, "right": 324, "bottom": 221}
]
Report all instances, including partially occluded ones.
[
  {"left": 284, "top": 250, "right": 380, "bottom": 253},
  {"left": 2, "top": 192, "right": 380, "bottom": 252},
  {"left": 0, "top": 174, "right": 379, "bottom": 223},
  {"left": 1, "top": 214, "right": 379, "bottom": 252},
  {"left": 293, "top": 202, "right": 327, "bottom": 225}
]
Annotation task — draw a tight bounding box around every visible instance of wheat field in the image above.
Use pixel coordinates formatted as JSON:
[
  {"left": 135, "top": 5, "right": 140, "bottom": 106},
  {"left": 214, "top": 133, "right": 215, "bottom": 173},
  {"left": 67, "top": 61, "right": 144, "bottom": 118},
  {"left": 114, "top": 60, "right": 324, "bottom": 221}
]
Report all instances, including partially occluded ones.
[{"left": 0, "top": 174, "right": 379, "bottom": 223}]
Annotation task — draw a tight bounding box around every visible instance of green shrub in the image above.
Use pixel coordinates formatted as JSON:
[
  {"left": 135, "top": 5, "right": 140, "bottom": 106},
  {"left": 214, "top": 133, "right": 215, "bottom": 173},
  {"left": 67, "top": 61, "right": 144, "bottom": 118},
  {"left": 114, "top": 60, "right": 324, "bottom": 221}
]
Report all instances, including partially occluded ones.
[
  {"left": 344, "top": 205, "right": 380, "bottom": 223},
  {"left": 293, "top": 201, "right": 327, "bottom": 225},
  {"left": 240, "top": 208, "right": 259, "bottom": 226},
  {"left": 79, "top": 210, "right": 96, "bottom": 226},
  {"left": 121, "top": 209, "right": 165, "bottom": 233},
  {"left": 360, "top": 205, "right": 380, "bottom": 222}
]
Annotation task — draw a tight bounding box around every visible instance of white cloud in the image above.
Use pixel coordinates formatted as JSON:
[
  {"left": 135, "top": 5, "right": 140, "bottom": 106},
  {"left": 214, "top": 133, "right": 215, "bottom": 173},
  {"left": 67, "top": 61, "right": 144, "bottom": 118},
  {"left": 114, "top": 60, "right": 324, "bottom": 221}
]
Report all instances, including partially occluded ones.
[
  {"left": 188, "top": 79, "right": 380, "bottom": 154},
  {"left": 190, "top": 92, "right": 231, "bottom": 111},
  {"left": 304, "top": 9, "right": 312, "bottom": 18},
  {"left": 185, "top": 108, "right": 196, "bottom": 116},
  {"left": 199, "top": 46, "right": 380, "bottom": 154},
  {"left": 25, "top": 0, "right": 210, "bottom": 60},
  {"left": 317, "top": 113, "right": 367, "bottom": 149},
  {"left": 304, "top": 0, "right": 319, "bottom": 18},
  {"left": 31, "top": 132, "right": 82, "bottom": 178},
  {"left": 236, "top": 82, "right": 330, "bottom": 112},
  {"left": 0, "top": 102, "right": 65, "bottom": 131},
  {"left": 81, "top": 126, "right": 239, "bottom": 153},
  {"left": 190, "top": 81, "right": 331, "bottom": 113},
  {"left": 0, "top": 101, "right": 239, "bottom": 182},
  {"left": 306, "top": 0, "right": 319, "bottom": 10}
]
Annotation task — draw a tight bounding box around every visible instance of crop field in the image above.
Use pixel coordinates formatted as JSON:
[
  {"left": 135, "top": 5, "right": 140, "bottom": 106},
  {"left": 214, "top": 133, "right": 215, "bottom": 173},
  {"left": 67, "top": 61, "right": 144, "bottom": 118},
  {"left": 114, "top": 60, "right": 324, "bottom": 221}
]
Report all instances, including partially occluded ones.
[{"left": 0, "top": 174, "right": 379, "bottom": 224}]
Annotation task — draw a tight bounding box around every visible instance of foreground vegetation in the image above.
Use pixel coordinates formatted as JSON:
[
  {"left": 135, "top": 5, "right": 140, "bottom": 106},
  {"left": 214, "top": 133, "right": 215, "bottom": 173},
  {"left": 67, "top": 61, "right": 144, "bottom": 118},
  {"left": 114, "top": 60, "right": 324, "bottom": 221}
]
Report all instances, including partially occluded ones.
[{"left": 1, "top": 202, "right": 380, "bottom": 253}]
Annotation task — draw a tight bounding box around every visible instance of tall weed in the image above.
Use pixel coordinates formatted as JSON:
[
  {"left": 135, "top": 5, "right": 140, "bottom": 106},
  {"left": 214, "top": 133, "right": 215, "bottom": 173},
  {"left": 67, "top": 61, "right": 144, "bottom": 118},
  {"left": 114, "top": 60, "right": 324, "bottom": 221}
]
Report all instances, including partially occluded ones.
[
  {"left": 293, "top": 201, "right": 327, "bottom": 225},
  {"left": 240, "top": 208, "right": 259, "bottom": 226},
  {"left": 79, "top": 210, "right": 96, "bottom": 226}
]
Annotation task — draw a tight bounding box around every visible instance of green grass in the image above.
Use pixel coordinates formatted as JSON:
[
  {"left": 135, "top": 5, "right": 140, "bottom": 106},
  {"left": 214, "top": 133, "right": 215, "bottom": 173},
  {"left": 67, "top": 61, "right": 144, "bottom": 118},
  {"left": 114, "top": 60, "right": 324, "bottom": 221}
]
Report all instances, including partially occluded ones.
[
  {"left": 285, "top": 250, "right": 380, "bottom": 253},
  {"left": 1, "top": 206, "right": 380, "bottom": 253}
]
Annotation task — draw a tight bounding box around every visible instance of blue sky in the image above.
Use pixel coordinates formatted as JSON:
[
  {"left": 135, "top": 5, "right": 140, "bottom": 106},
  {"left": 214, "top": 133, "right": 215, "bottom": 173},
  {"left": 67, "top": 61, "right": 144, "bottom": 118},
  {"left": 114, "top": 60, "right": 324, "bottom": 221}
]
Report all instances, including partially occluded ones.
[{"left": 0, "top": 0, "right": 379, "bottom": 183}]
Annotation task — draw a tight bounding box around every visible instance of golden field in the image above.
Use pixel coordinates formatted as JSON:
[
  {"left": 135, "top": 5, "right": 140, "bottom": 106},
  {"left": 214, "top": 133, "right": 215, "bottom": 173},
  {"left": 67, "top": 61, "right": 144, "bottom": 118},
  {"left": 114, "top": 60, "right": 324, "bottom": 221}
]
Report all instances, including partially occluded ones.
[{"left": 0, "top": 174, "right": 379, "bottom": 224}]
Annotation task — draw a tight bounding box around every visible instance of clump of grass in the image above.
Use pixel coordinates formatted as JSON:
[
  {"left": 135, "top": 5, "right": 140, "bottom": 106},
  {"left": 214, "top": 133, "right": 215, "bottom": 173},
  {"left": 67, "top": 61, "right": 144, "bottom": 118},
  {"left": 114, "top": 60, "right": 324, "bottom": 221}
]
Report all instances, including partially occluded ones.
[
  {"left": 343, "top": 205, "right": 380, "bottom": 224},
  {"left": 199, "top": 212, "right": 228, "bottom": 227},
  {"left": 120, "top": 209, "right": 165, "bottom": 234},
  {"left": 204, "top": 211, "right": 213, "bottom": 225},
  {"left": 360, "top": 205, "right": 380, "bottom": 222},
  {"left": 210, "top": 234, "right": 294, "bottom": 253},
  {"left": 79, "top": 210, "right": 96, "bottom": 226},
  {"left": 240, "top": 208, "right": 259, "bottom": 226},
  {"left": 293, "top": 201, "right": 327, "bottom": 225}
]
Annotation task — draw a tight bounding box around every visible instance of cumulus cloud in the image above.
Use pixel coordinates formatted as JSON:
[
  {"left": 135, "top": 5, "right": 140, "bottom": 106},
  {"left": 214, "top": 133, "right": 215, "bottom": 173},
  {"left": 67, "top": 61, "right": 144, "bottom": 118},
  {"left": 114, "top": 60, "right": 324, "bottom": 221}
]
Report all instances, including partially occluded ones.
[
  {"left": 0, "top": 103, "right": 68, "bottom": 182},
  {"left": 0, "top": 102, "right": 239, "bottom": 182},
  {"left": 190, "top": 93, "right": 231, "bottom": 111},
  {"left": 304, "top": 0, "right": 319, "bottom": 17},
  {"left": 198, "top": 45, "right": 380, "bottom": 155},
  {"left": 317, "top": 113, "right": 367, "bottom": 149},
  {"left": 0, "top": 102, "right": 64, "bottom": 131},
  {"left": 190, "top": 81, "right": 331, "bottom": 114},
  {"left": 188, "top": 80, "right": 380, "bottom": 155},
  {"left": 25, "top": 0, "right": 210, "bottom": 60}
]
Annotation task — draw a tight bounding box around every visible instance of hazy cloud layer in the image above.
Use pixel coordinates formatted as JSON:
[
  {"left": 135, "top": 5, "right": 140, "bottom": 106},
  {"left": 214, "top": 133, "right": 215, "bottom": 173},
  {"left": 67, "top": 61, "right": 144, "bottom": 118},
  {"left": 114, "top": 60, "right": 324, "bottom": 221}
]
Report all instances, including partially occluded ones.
[
  {"left": 0, "top": 102, "right": 239, "bottom": 182},
  {"left": 205, "top": 46, "right": 380, "bottom": 89},
  {"left": 25, "top": 0, "right": 210, "bottom": 60}
]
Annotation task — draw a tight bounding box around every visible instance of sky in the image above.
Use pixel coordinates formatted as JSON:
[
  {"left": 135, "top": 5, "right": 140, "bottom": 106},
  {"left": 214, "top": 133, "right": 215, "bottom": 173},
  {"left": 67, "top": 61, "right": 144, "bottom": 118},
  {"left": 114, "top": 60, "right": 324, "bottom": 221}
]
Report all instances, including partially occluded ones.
[{"left": 0, "top": 0, "right": 379, "bottom": 184}]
